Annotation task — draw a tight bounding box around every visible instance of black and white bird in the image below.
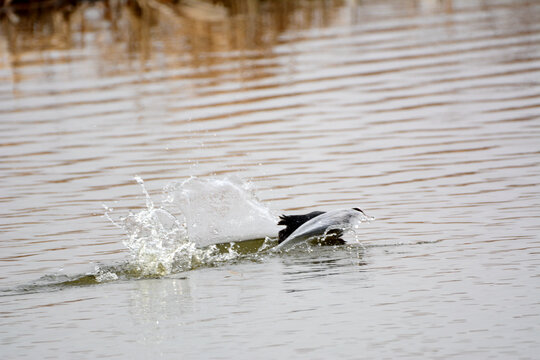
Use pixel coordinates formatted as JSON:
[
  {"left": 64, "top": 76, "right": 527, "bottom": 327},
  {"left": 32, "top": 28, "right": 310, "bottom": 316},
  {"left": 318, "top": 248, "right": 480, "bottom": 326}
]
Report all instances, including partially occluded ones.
[{"left": 274, "top": 208, "right": 368, "bottom": 251}]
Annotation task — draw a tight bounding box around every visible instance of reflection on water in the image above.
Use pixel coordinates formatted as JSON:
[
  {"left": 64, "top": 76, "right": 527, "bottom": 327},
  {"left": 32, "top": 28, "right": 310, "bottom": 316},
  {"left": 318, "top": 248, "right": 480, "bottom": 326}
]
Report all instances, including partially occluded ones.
[
  {"left": 1, "top": 0, "right": 540, "bottom": 358},
  {"left": 130, "top": 276, "right": 191, "bottom": 345},
  {"left": 1, "top": 0, "right": 347, "bottom": 75},
  {"left": 281, "top": 245, "right": 367, "bottom": 283}
]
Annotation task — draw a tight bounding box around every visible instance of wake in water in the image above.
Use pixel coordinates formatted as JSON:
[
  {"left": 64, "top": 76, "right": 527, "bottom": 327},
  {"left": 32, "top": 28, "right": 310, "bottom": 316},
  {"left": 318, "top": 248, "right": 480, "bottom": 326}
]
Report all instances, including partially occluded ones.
[{"left": 2, "top": 176, "right": 374, "bottom": 296}]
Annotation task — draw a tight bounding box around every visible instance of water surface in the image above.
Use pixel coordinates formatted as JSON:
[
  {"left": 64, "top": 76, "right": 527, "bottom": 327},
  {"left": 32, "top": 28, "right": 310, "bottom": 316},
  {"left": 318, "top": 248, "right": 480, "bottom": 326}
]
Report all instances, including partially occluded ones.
[{"left": 1, "top": 0, "right": 540, "bottom": 358}]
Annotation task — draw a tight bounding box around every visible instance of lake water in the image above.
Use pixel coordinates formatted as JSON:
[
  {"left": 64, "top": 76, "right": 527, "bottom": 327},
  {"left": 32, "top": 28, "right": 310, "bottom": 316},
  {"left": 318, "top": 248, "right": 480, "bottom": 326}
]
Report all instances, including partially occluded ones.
[{"left": 1, "top": 0, "right": 540, "bottom": 358}]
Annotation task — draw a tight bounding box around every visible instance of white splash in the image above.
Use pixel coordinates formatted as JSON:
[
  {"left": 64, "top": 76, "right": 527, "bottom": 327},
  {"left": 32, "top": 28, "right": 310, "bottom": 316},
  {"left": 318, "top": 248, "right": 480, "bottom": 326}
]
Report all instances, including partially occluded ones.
[
  {"left": 162, "top": 176, "right": 280, "bottom": 247},
  {"left": 106, "top": 176, "right": 279, "bottom": 276},
  {"left": 94, "top": 265, "right": 119, "bottom": 283}
]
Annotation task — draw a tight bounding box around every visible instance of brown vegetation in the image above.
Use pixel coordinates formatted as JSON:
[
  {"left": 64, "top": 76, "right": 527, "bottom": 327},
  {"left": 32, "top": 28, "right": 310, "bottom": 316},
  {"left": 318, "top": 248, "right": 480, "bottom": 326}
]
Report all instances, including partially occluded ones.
[{"left": 1, "top": 0, "right": 341, "bottom": 58}]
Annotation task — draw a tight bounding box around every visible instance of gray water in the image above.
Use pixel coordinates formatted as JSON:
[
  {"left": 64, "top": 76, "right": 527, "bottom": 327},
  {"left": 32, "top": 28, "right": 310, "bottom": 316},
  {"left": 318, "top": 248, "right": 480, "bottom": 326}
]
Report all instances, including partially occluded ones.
[{"left": 1, "top": 0, "right": 540, "bottom": 358}]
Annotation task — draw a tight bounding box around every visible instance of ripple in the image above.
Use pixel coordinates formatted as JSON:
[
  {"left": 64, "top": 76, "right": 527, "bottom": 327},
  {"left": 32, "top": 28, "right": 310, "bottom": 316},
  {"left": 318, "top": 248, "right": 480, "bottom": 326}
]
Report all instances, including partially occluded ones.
[{"left": 1, "top": 0, "right": 540, "bottom": 357}]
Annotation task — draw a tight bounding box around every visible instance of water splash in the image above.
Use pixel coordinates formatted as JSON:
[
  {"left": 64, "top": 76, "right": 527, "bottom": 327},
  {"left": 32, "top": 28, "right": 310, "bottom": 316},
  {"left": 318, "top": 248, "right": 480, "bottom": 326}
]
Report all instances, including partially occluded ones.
[
  {"left": 162, "top": 176, "right": 279, "bottom": 247},
  {"left": 106, "top": 176, "right": 279, "bottom": 277},
  {"left": 93, "top": 264, "right": 119, "bottom": 283}
]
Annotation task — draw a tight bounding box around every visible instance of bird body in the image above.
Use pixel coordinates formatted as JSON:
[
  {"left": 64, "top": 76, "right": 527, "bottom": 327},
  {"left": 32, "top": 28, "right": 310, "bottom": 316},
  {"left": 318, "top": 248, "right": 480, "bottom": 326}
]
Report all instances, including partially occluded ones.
[{"left": 274, "top": 208, "right": 367, "bottom": 251}]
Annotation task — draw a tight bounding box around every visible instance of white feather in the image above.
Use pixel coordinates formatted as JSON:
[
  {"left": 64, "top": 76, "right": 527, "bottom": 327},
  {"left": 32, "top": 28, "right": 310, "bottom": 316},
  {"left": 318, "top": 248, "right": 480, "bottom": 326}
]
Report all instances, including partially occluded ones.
[{"left": 273, "top": 209, "right": 369, "bottom": 251}]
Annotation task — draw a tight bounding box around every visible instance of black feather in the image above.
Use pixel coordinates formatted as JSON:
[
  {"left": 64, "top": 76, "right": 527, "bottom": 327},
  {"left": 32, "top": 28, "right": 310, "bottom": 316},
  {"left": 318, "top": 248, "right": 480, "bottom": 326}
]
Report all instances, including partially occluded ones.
[
  {"left": 277, "top": 211, "right": 325, "bottom": 243},
  {"left": 352, "top": 207, "right": 366, "bottom": 216}
]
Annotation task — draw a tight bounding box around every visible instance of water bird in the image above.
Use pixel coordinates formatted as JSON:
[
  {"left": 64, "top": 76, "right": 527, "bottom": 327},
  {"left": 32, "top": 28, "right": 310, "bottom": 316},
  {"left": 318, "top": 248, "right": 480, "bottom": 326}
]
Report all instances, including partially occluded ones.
[{"left": 274, "top": 208, "right": 367, "bottom": 251}]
